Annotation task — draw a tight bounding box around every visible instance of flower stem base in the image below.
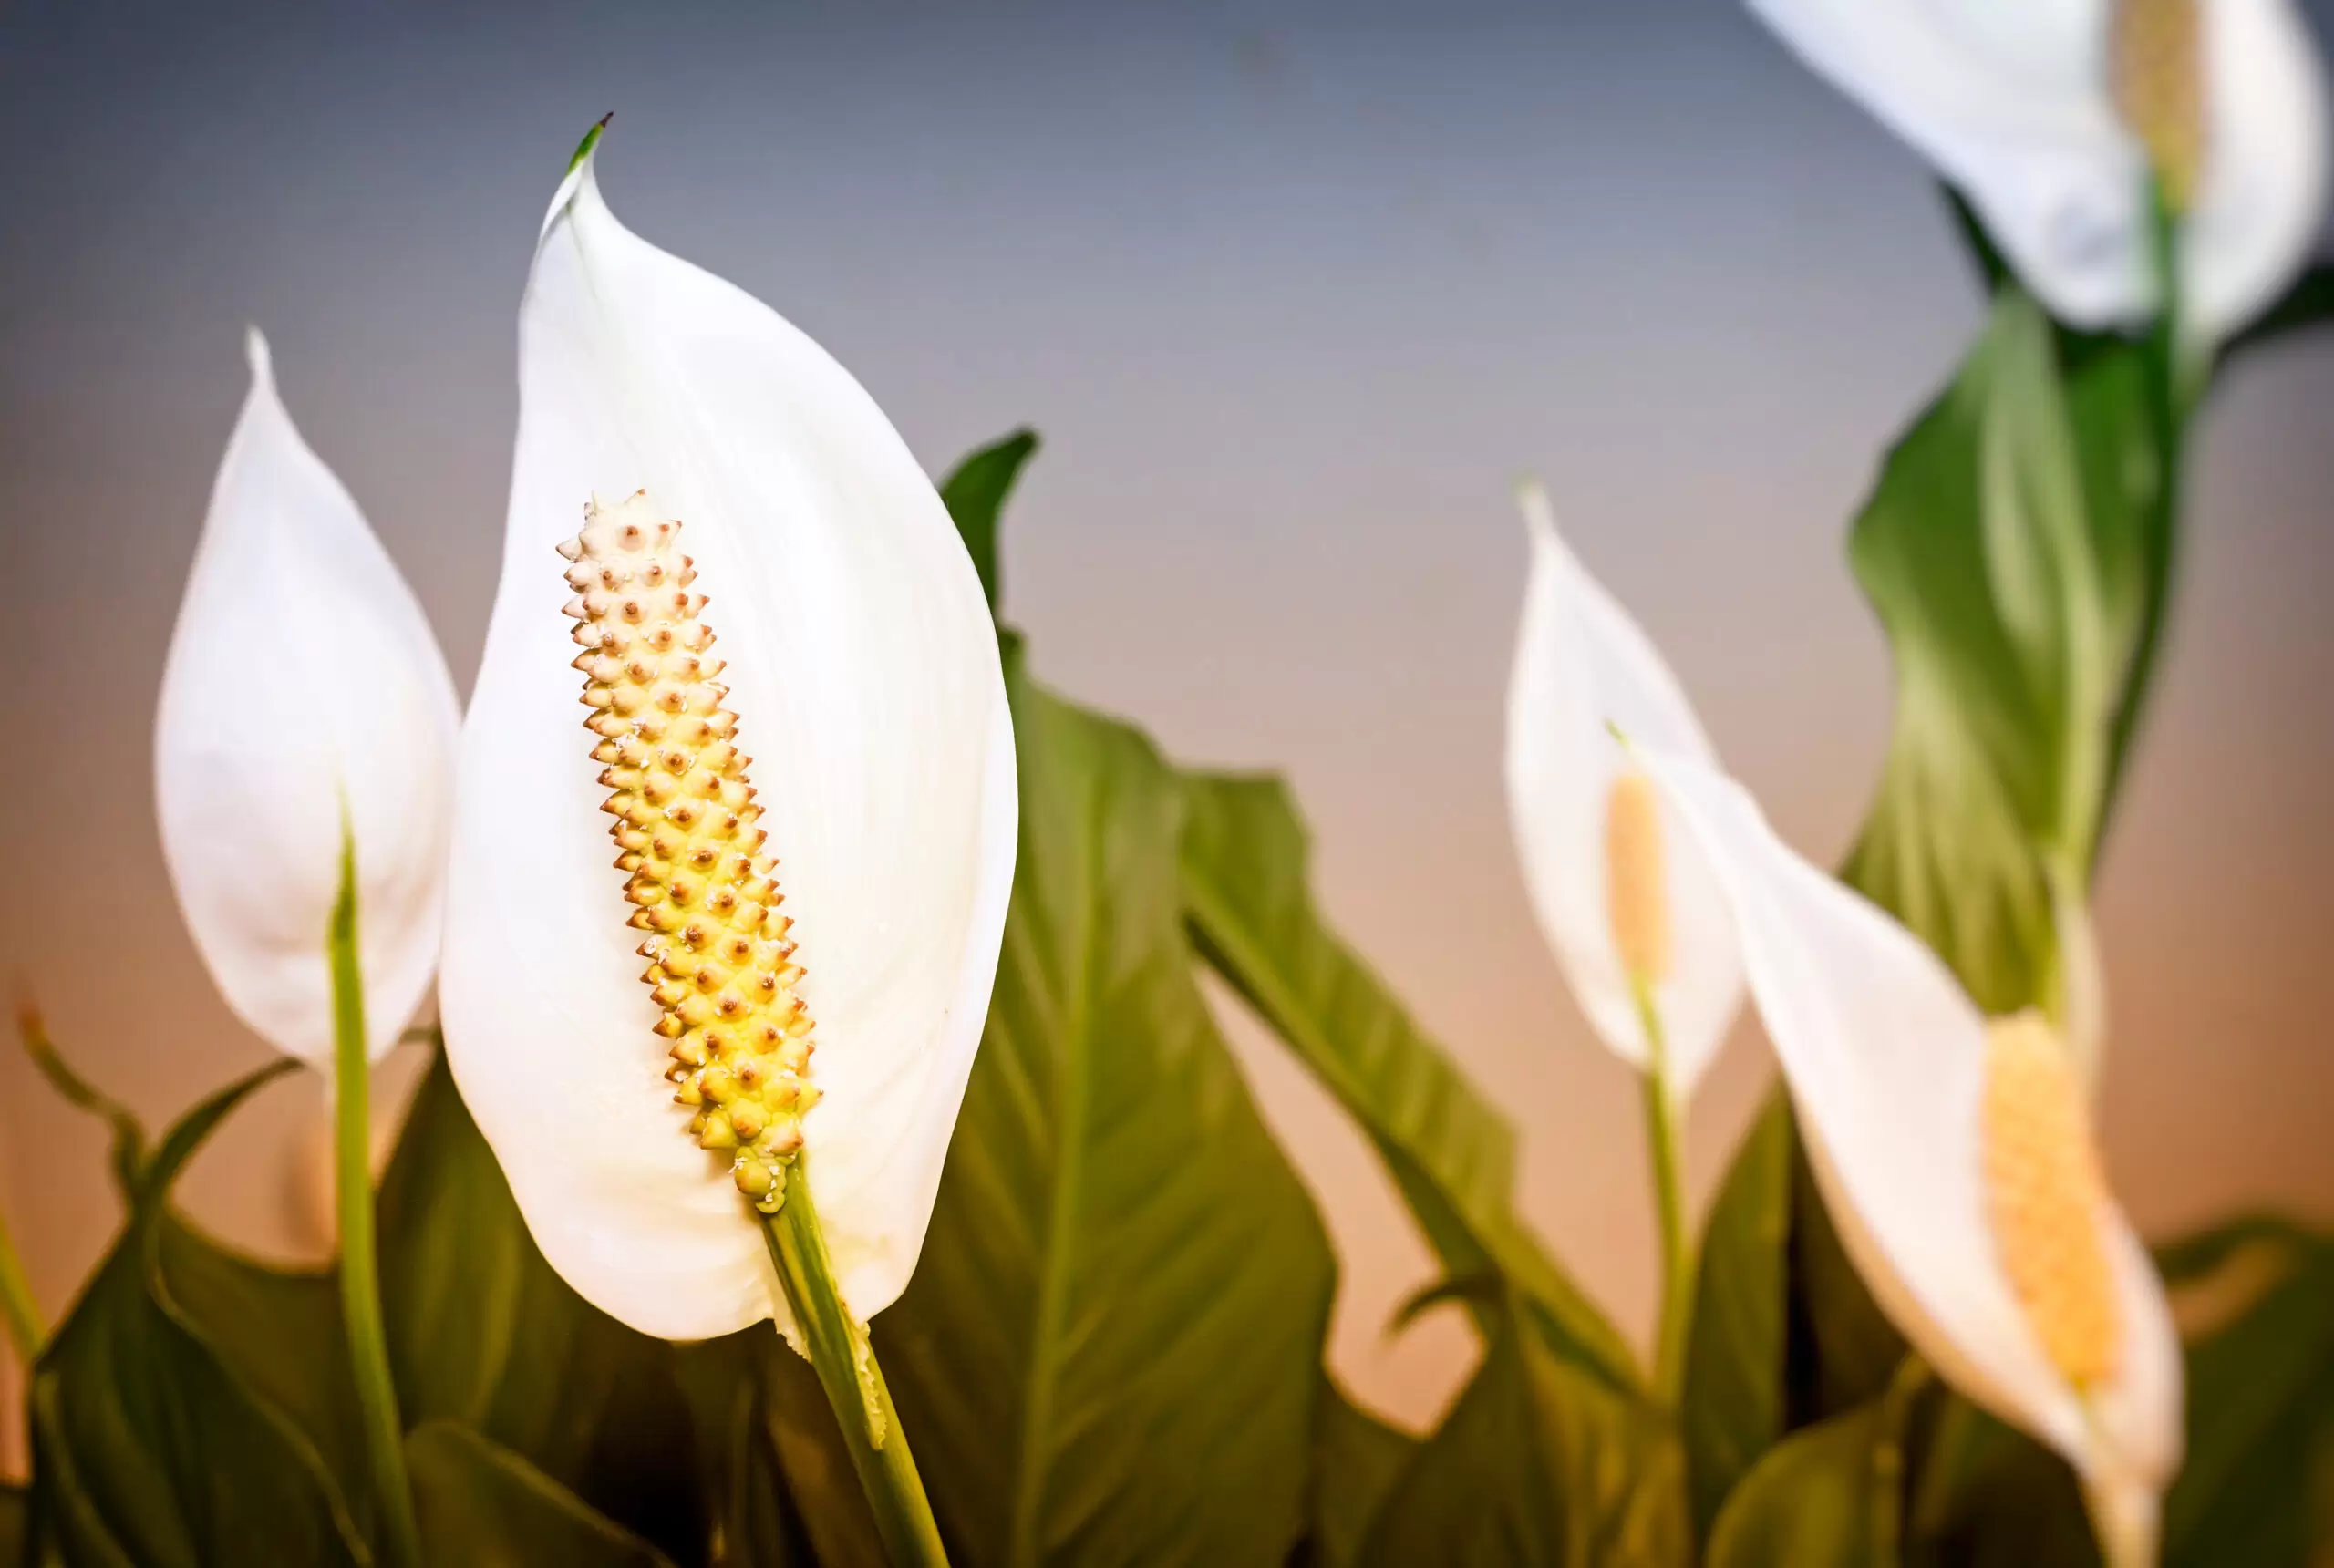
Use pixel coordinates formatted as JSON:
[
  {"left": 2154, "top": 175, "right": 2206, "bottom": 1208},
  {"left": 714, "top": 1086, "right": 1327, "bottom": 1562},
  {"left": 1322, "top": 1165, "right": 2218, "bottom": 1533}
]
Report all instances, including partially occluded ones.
[
  {"left": 328, "top": 830, "right": 423, "bottom": 1568},
  {"left": 1633, "top": 977, "right": 1695, "bottom": 1408},
  {"left": 759, "top": 1169, "right": 948, "bottom": 1566}
]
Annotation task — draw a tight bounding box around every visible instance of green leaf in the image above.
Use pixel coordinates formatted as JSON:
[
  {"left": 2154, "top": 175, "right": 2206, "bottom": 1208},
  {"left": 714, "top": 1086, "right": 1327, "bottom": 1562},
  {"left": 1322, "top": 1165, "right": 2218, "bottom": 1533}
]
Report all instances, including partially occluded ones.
[
  {"left": 2161, "top": 1220, "right": 2334, "bottom": 1568},
  {"left": 33, "top": 1061, "right": 369, "bottom": 1567},
  {"left": 18, "top": 1010, "right": 146, "bottom": 1198},
  {"left": 26, "top": 1374, "right": 137, "bottom": 1568},
  {"left": 377, "top": 1048, "right": 646, "bottom": 1488},
  {"left": 377, "top": 1048, "right": 705, "bottom": 1559},
  {"left": 1683, "top": 1096, "right": 1793, "bottom": 1544},
  {"left": 1361, "top": 1301, "right": 1686, "bottom": 1568},
  {"left": 937, "top": 428, "right": 1039, "bottom": 614},
  {"left": 405, "top": 1421, "right": 678, "bottom": 1568},
  {"left": 1902, "top": 1400, "right": 2096, "bottom": 1568},
  {"left": 1810, "top": 291, "right": 2164, "bottom": 1445},
  {"left": 1704, "top": 1398, "right": 1905, "bottom": 1568},
  {"left": 1306, "top": 1378, "right": 1414, "bottom": 1568},
  {"left": 877, "top": 674, "right": 1336, "bottom": 1566},
  {"left": 1788, "top": 1135, "right": 1907, "bottom": 1423},
  {"left": 755, "top": 1338, "right": 887, "bottom": 1568},
  {"left": 668, "top": 1332, "right": 819, "bottom": 1568},
  {"left": 151, "top": 1216, "right": 368, "bottom": 1524},
  {"left": 2152, "top": 1211, "right": 2319, "bottom": 1285},
  {"left": 1841, "top": 288, "right": 2146, "bottom": 1011},
  {"left": 672, "top": 1324, "right": 887, "bottom": 1568},
  {"left": 1176, "top": 769, "right": 1635, "bottom": 1387}
]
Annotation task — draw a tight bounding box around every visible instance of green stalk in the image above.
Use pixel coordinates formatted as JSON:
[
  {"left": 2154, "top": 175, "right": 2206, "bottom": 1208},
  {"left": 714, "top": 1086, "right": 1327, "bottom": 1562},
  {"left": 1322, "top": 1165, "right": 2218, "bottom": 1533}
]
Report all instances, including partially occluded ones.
[
  {"left": 1632, "top": 977, "right": 1694, "bottom": 1407},
  {"left": 327, "top": 831, "right": 423, "bottom": 1568},
  {"left": 0, "top": 1200, "right": 41, "bottom": 1366},
  {"left": 2043, "top": 854, "right": 2107, "bottom": 1089},
  {"left": 759, "top": 1167, "right": 947, "bottom": 1566},
  {"left": 2102, "top": 184, "right": 2196, "bottom": 829}
]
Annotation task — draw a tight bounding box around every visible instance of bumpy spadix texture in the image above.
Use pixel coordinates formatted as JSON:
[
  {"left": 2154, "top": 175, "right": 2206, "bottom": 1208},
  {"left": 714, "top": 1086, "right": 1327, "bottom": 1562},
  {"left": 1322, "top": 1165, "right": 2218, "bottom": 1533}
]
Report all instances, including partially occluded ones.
[
  {"left": 157, "top": 329, "right": 460, "bottom": 1070},
  {"left": 2113, "top": 0, "right": 2203, "bottom": 211},
  {"left": 1983, "top": 1010, "right": 2123, "bottom": 1387},
  {"left": 563, "top": 494, "right": 815, "bottom": 1213},
  {"left": 1604, "top": 771, "right": 1672, "bottom": 988},
  {"left": 1745, "top": 0, "right": 2328, "bottom": 341},
  {"left": 1639, "top": 750, "right": 2180, "bottom": 1525},
  {"left": 439, "top": 143, "right": 1017, "bottom": 1344},
  {"left": 1506, "top": 484, "right": 1742, "bottom": 1098}
]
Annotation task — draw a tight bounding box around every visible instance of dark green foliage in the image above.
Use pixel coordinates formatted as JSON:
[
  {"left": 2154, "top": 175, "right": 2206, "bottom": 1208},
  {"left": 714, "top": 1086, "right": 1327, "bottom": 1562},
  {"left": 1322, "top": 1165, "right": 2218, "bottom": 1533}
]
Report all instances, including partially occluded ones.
[
  {"left": 1176, "top": 769, "right": 1635, "bottom": 1387},
  {"left": 1361, "top": 1300, "right": 1686, "bottom": 1568},
  {"left": 878, "top": 675, "right": 1336, "bottom": 1567},
  {"left": 1681, "top": 1099, "right": 1792, "bottom": 1546},
  {"left": 1304, "top": 1380, "right": 1415, "bottom": 1568},
  {"left": 30, "top": 1063, "right": 370, "bottom": 1567},
  {"left": 11, "top": 399, "right": 2323, "bottom": 1568},
  {"left": 406, "top": 1422, "right": 679, "bottom": 1568}
]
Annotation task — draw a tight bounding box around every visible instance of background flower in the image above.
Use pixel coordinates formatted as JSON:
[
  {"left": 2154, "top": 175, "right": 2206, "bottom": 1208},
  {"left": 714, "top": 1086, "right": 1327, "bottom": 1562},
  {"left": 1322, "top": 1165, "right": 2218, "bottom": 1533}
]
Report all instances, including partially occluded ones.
[{"left": 155, "top": 328, "right": 460, "bottom": 1072}]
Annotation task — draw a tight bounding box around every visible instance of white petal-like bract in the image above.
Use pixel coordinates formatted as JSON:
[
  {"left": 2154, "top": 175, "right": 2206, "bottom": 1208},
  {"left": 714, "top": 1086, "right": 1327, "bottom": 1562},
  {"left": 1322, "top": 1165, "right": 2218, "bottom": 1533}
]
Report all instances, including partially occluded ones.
[
  {"left": 1504, "top": 487, "right": 1744, "bottom": 1097},
  {"left": 1641, "top": 751, "right": 2181, "bottom": 1509},
  {"left": 156, "top": 330, "right": 460, "bottom": 1072},
  {"left": 2186, "top": 0, "right": 2330, "bottom": 337},
  {"left": 439, "top": 146, "right": 1017, "bottom": 1342},
  {"left": 1747, "top": 0, "right": 2328, "bottom": 340}
]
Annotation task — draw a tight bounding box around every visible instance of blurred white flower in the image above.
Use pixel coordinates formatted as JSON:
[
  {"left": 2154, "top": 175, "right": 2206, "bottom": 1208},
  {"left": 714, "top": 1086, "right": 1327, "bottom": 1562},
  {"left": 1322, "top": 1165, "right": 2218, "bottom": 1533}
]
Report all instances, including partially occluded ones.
[
  {"left": 1748, "top": 0, "right": 2329, "bottom": 340},
  {"left": 1504, "top": 482, "right": 1744, "bottom": 1101},
  {"left": 1644, "top": 750, "right": 2181, "bottom": 1566},
  {"left": 156, "top": 329, "right": 460, "bottom": 1072},
  {"left": 438, "top": 144, "right": 1017, "bottom": 1344}
]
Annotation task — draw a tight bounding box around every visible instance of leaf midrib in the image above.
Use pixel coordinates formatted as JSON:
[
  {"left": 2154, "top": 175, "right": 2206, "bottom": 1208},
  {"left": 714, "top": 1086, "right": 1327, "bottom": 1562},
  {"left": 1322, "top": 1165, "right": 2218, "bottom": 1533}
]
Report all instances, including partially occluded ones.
[{"left": 1005, "top": 759, "right": 1105, "bottom": 1568}]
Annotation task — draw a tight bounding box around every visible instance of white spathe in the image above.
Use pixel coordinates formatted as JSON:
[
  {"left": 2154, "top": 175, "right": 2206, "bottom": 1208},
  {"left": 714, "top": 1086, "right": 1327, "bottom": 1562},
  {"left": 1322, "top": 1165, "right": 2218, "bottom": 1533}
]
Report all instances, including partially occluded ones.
[
  {"left": 156, "top": 329, "right": 460, "bottom": 1072},
  {"left": 439, "top": 145, "right": 1018, "bottom": 1343},
  {"left": 1747, "top": 0, "right": 2329, "bottom": 340},
  {"left": 1503, "top": 485, "right": 1744, "bottom": 1098},
  {"left": 1640, "top": 749, "right": 2182, "bottom": 1536}
]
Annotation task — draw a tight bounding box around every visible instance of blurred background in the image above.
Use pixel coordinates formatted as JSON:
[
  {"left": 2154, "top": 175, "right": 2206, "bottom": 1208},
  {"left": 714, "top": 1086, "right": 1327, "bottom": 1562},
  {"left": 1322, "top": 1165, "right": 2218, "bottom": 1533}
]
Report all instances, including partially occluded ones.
[{"left": 5, "top": 0, "right": 2332, "bottom": 1460}]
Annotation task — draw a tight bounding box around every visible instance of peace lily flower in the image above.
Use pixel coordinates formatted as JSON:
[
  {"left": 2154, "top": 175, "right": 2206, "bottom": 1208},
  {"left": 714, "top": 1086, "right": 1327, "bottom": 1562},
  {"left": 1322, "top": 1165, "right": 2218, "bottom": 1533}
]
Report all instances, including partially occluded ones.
[
  {"left": 1506, "top": 485, "right": 1744, "bottom": 1098},
  {"left": 1503, "top": 482, "right": 1744, "bottom": 1394},
  {"left": 156, "top": 328, "right": 460, "bottom": 1072},
  {"left": 155, "top": 327, "right": 455, "bottom": 1567},
  {"left": 437, "top": 135, "right": 1017, "bottom": 1359},
  {"left": 1640, "top": 750, "right": 2181, "bottom": 1566},
  {"left": 1747, "top": 0, "right": 2329, "bottom": 341}
]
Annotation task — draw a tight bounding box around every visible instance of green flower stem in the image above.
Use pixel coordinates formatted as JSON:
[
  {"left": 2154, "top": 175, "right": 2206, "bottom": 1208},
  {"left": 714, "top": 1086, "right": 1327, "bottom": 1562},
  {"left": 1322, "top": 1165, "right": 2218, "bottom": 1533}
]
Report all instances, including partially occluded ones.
[
  {"left": 0, "top": 1200, "right": 41, "bottom": 1366},
  {"left": 1632, "top": 976, "right": 1694, "bottom": 1407},
  {"left": 759, "top": 1168, "right": 948, "bottom": 1567},
  {"left": 2104, "top": 184, "right": 2197, "bottom": 825},
  {"left": 327, "top": 833, "right": 423, "bottom": 1568}
]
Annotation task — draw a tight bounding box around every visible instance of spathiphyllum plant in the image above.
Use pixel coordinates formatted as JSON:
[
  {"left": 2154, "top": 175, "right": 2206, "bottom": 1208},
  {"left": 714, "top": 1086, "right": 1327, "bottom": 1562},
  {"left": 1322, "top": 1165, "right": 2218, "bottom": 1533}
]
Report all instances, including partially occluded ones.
[
  {"left": 16, "top": 9, "right": 2334, "bottom": 1560},
  {"left": 1505, "top": 482, "right": 1744, "bottom": 1402},
  {"left": 438, "top": 125, "right": 1015, "bottom": 1564},
  {"left": 1645, "top": 750, "right": 2180, "bottom": 1568}
]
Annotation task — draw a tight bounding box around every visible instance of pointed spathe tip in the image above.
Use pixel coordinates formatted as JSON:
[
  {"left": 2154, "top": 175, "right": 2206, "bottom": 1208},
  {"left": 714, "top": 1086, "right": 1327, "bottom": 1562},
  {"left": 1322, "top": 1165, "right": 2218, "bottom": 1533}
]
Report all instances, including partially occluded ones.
[
  {"left": 542, "top": 114, "right": 614, "bottom": 242},
  {"left": 243, "top": 325, "right": 274, "bottom": 388},
  {"left": 566, "top": 111, "right": 614, "bottom": 177},
  {"left": 1512, "top": 474, "right": 1558, "bottom": 542}
]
